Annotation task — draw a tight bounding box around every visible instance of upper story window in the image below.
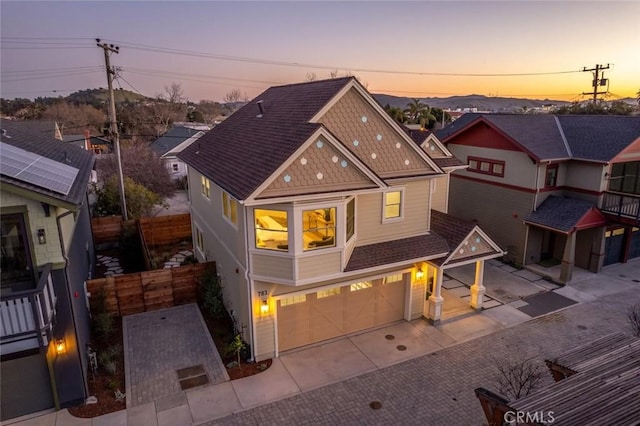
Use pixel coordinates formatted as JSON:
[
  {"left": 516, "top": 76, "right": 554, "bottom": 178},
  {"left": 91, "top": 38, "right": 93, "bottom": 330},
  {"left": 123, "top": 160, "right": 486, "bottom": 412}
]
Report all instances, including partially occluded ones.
[
  {"left": 201, "top": 176, "right": 210, "bottom": 199},
  {"left": 383, "top": 190, "right": 403, "bottom": 221},
  {"left": 172, "top": 163, "right": 179, "bottom": 172},
  {"left": 609, "top": 161, "right": 640, "bottom": 195},
  {"left": 467, "top": 156, "right": 505, "bottom": 177},
  {"left": 255, "top": 209, "right": 288, "bottom": 251},
  {"left": 545, "top": 164, "right": 558, "bottom": 188},
  {"left": 303, "top": 208, "right": 336, "bottom": 250},
  {"left": 222, "top": 191, "right": 238, "bottom": 225},
  {"left": 346, "top": 199, "right": 355, "bottom": 242},
  {"left": 1, "top": 213, "right": 35, "bottom": 289}
]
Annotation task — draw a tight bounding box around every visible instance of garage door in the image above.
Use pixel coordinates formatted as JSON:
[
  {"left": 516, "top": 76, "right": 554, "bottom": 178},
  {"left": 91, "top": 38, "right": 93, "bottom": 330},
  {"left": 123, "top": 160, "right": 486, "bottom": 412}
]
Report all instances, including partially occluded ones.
[{"left": 277, "top": 274, "right": 407, "bottom": 352}]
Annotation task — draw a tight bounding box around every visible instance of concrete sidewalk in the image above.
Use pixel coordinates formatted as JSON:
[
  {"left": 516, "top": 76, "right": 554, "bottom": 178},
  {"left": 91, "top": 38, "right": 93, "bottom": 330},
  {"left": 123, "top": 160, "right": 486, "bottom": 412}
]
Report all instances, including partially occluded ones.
[{"left": 7, "top": 259, "right": 639, "bottom": 426}]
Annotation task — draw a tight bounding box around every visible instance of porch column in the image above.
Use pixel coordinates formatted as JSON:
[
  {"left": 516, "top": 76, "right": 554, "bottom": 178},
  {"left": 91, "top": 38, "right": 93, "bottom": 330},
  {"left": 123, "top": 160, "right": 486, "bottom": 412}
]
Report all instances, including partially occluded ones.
[
  {"left": 427, "top": 266, "right": 444, "bottom": 324},
  {"left": 470, "top": 260, "right": 485, "bottom": 311},
  {"left": 559, "top": 231, "right": 576, "bottom": 283}
]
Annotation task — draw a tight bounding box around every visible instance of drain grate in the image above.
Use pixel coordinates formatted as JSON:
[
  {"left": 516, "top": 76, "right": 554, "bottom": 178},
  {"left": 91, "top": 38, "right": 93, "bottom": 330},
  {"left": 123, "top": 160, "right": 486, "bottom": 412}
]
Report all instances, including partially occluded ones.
[
  {"left": 396, "top": 345, "right": 407, "bottom": 351},
  {"left": 385, "top": 334, "right": 395, "bottom": 340},
  {"left": 176, "top": 364, "right": 209, "bottom": 390},
  {"left": 369, "top": 401, "right": 382, "bottom": 410}
]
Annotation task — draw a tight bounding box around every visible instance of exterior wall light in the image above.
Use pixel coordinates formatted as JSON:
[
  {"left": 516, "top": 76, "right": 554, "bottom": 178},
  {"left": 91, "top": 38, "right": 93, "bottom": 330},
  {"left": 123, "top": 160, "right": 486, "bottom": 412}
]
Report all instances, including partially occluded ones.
[
  {"left": 416, "top": 268, "right": 425, "bottom": 280},
  {"left": 37, "top": 228, "right": 46, "bottom": 245},
  {"left": 260, "top": 300, "right": 269, "bottom": 314},
  {"left": 55, "top": 338, "right": 66, "bottom": 355}
]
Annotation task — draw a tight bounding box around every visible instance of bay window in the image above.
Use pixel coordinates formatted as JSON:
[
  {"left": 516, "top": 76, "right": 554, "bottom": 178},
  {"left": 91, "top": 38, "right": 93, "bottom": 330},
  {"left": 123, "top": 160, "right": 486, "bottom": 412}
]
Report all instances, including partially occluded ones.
[
  {"left": 303, "top": 208, "right": 336, "bottom": 250},
  {"left": 255, "top": 209, "right": 288, "bottom": 251}
]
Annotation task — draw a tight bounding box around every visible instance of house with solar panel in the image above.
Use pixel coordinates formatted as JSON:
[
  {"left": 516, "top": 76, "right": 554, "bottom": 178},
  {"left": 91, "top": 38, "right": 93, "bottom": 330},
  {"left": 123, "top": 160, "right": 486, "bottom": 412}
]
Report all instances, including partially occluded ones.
[
  {"left": 150, "top": 123, "right": 211, "bottom": 180},
  {"left": 436, "top": 114, "right": 640, "bottom": 283},
  {"left": 177, "top": 77, "right": 505, "bottom": 361},
  {"left": 0, "top": 120, "right": 95, "bottom": 421}
]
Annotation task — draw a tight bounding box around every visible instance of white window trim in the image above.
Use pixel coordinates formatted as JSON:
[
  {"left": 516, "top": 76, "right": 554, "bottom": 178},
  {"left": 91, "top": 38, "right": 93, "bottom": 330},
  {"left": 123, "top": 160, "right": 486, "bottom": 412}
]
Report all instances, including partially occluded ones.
[
  {"left": 195, "top": 225, "right": 205, "bottom": 259},
  {"left": 382, "top": 188, "right": 404, "bottom": 224},
  {"left": 253, "top": 206, "right": 291, "bottom": 252},
  {"left": 201, "top": 175, "right": 211, "bottom": 200},
  {"left": 222, "top": 191, "right": 239, "bottom": 229}
]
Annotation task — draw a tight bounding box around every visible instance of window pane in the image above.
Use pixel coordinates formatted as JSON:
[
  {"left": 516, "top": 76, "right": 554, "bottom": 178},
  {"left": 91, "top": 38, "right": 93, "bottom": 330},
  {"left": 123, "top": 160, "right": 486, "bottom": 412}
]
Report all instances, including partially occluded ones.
[
  {"left": 385, "top": 204, "right": 400, "bottom": 219},
  {"left": 255, "top": 209, "right": 288, "bottom": 251},
  {"left": 385, "top": 191, "right": 401, "bottom": 205},
  {"left": 303, "top": 208, "right": 336, "bottom": 250},
  {"left": 280, "top": 295, "right": 306, "bottom": 306},
  {"left": 350, "top": 281, "right": 372, "bottom": 292},
  {"left": 230, "top": 199, "right": 237, "bottom": 224},
  {"left": 469, "top": 160, "right": 478, "bottom": 169},
  {"left": 346, "top": 199, "right": 355, "bottom": 241},
  {"left": 1, "top": 214, "right": 33, "bottom": 288},
  {"left": 480, "top": 162, "right": 490, "bottom": 172},
  {"left": 222, "top": 192, "right": 229, "bottom": 217},
  {"left": 492, "top": 163, "right": 503, "bottom": 175},
  {"left": 317, "top": 288, "right": 341, "bottom": 298}
]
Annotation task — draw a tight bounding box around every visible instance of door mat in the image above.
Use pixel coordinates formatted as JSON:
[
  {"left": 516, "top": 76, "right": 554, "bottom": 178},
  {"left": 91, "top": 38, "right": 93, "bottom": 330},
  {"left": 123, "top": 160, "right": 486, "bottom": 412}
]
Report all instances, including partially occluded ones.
[{"left": 517, "top": 292, "right": 577, "bottom": 317}]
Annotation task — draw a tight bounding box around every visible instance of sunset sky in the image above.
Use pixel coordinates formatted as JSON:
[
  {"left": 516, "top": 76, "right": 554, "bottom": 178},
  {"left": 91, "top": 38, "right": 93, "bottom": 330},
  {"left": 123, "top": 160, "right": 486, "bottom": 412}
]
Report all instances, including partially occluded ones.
[{"left": 1, "top": 1, "right": 638, "bottom": 103}]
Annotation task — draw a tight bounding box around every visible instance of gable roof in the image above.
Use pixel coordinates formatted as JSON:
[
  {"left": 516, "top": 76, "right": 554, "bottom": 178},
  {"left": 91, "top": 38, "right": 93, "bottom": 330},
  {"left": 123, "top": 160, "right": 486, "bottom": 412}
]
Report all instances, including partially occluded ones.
[
  {"left": 524, "top": 195, "right": 606, "bottom": 233},
  {"left": 1, "top": 119, "right": 94, "bottom": 208},
  {"left": 150, "top": 126, "right": 206, "bottom": 156},
  {"left": 558, "top": 115, "right": 640, "bottom": 162},
  {"left": 438, "top": 113, "right": 640, "bottom": 163},
  {"left": 178, "top": 77, "right": 353, "bottom": 200}
]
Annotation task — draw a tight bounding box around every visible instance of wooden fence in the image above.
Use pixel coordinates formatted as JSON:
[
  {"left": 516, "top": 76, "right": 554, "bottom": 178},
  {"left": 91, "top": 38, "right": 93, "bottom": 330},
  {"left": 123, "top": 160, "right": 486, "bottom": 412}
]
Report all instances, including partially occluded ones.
[
  {"left": 91, "top": 216, "right": 125, "bottom": 244},
  {"left": 86, "top": 262, "right": 215, "bottom": 316},
  {"left": 139, "top": 213, "right": 192, "bottom": 247}
]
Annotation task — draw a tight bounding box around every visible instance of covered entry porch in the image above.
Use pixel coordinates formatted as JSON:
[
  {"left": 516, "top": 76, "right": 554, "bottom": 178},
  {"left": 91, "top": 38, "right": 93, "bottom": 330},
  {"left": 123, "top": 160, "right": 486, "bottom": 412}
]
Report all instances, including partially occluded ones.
[
  {"left": 523, "top": 196, "right": 607, "bottom": 283},
  {"left": 424, "top": 211, "right": 505, "bottom": 324}
]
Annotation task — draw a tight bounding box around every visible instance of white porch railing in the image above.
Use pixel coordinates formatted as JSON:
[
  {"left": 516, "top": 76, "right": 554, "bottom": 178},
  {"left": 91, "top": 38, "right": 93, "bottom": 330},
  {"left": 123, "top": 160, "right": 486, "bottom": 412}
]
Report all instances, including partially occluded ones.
[{"left": 0, "top": 264, "right": 56, "bottom": 348}]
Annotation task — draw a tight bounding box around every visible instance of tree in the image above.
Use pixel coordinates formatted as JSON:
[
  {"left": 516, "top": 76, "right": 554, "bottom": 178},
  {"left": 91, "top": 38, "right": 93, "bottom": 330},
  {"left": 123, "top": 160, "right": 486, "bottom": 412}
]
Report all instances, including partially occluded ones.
[
  {"left": 636, "top": 89, "right": 640, "bottom": 106},
  {"left": 96, "top": 140, "right": 175, "bottom": 198},
  {"left": 492, "top": 357, "right": 545, "bottom": 400},
  {"left": 164, "top": 82, "right": 185, "bottom": 104},
  {"left": 186, "top": 108, "right": 205, "bottom": 123},
  {"left": 41, "top": 101, "right": 106, "bottom": 133},
  {"left": 92, "top": 176, "right": 164, "bottom": 219},
  {"left": 223, "top": 89, "right": 248, "bottom": 104},
  {"left": 384, "top": 104, "right": 406, "bottom": 124}
]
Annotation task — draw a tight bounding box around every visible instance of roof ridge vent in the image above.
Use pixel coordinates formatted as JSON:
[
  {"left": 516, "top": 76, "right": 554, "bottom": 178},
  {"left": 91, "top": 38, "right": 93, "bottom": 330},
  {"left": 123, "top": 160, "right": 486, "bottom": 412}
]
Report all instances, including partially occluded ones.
[{"left": 256, "top": 100, "right": 264, "bottom": 118}]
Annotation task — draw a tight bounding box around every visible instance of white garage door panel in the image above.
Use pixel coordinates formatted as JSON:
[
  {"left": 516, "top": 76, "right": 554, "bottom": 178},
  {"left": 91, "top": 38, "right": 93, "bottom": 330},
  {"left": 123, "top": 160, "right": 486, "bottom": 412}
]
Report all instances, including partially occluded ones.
[{"left": 277, "top": 275, "right": 407, "bottom": 352}]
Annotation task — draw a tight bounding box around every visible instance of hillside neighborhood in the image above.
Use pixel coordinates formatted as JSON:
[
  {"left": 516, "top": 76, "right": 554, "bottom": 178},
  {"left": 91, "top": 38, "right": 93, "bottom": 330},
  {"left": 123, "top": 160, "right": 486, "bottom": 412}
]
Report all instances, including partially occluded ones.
[{"left": 1, "top": 75, "right": 640, "bottom": 426}]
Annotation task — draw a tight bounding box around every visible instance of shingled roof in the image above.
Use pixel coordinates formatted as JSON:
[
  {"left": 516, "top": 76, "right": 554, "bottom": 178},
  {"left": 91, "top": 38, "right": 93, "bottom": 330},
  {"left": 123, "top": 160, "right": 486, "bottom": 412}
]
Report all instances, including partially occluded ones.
[
  {"left": 437, "top": 113, "right": 640, "bottom": 163},
  {"left": 150, "top": 126, "right": 206, "bottom": 156},
  {"left": 0, "top": 119, "right": 94, "bottom": 208},
  {"left": 524, "top": 195, "right": 602, "bottom": 233},
  {"left": 178, "top": 77, "right": 353, "bottom": 200}
]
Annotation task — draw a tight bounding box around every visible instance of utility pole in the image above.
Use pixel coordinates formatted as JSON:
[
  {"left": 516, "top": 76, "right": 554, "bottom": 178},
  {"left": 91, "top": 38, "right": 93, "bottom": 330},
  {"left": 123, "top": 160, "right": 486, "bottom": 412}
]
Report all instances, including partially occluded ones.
[
  {"left": 581, "top": 64, "right": 610, "bottom": 103},
  {"left": 97, "top": 39, "right": 128, "bottom": 220}
]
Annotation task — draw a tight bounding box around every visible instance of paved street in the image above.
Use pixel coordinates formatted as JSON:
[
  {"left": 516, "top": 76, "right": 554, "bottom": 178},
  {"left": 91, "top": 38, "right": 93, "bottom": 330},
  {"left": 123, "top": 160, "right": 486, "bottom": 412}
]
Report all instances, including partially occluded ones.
[{"left": 206, "top": 282, "right": 639, "bottom": 425}]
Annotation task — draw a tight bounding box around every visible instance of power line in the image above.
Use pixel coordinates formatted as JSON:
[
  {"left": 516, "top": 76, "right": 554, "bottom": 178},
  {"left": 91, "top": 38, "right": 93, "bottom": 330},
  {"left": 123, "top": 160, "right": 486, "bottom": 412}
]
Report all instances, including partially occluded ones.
[{"left": 101, "top": 38, "right": 584, "bottom": 78}]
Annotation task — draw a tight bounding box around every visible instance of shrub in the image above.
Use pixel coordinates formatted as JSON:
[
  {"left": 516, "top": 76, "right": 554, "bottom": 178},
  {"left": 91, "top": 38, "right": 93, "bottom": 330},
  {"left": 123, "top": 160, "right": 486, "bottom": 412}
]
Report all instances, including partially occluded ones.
[
  {"left": 198, "top": 270, "right": 225, "bottom": 318},
  {"left": 92, "top": 312, "right": 114, "bottom": 339},
  {"left": 227, "top": 334, "right": 247, "bottom": 367}
]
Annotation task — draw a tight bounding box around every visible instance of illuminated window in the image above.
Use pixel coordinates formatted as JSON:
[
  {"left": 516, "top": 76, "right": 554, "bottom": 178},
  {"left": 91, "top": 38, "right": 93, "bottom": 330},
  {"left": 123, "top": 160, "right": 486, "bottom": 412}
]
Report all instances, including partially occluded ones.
[
  {"left": 222, "top": 191, "right": 238, "bottom": 225},
  {"left": 255, "top": 209, "right": 288, "bottom": 251},
  {"left": 467, "top": 156, "right": 505, "bottom": 177},
  {"left": 317, "top": 288, "right": 341, "bottom": 298},
  {"left": 302, "top": 208, "right": 336, "bottom": 250},
  {"left": 384, "top": 190, "right": 402, "bottom": 220},
  {"left": 383, "top": 274, "right": 403, "bottom": 284},
  {"left": 346, "top": 199, "right": 355, "bottom": 241},
  {"left": 201, "top": 176, "right": 210, "bottom": 198},
  {"left": 350, "top": 281, "right": 372, "bottom": 292},
  {"left": 280, "top": 295, "right": 306, "bottom": 306}
]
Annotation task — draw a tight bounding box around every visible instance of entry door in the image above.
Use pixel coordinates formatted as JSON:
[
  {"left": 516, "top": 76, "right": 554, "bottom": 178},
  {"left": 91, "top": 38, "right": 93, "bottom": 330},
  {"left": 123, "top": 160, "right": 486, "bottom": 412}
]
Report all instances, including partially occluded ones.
[{"left": 604, "top": 228, "right": 625, "bottom": 266}]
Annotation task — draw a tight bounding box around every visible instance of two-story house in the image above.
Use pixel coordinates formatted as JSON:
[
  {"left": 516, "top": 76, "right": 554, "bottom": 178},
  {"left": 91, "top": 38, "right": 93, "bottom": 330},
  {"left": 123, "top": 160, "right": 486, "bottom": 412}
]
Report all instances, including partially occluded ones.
[
  {"left": 178, "top": 77, "right": 504, "bottom": 362},
  {"left": 1, "top": 120, "right": 96, "bottom": 421},
  {"left": 437, "top": 114, "right": 640, "bottom": 283}
]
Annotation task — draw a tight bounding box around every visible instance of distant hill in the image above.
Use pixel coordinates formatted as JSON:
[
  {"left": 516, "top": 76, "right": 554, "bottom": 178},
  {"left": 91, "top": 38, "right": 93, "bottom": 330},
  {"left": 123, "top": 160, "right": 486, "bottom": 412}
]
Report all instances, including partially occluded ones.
[
  {"left": 66, "top": 88, "right": 147, "bottom": 105},
  {"left": 373, "top": 93, "right": 571, "bottom": 112}
]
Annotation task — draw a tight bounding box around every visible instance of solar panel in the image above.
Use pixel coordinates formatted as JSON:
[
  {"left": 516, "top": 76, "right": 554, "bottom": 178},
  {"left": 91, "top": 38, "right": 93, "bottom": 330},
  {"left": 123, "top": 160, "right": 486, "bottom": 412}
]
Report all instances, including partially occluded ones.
[{"left": 0, "top": 142, "right": 79, "bottom": 196}]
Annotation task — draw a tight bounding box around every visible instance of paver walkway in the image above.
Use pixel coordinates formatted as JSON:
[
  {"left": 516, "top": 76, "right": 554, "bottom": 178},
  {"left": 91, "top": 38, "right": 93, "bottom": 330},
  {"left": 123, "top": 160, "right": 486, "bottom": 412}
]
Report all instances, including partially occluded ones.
[
  {"left": 123, "top": 304, "right": 228, "bottom": 407},
  {"left": 204, "top": 286, "right": 639, "bottom": 425}
]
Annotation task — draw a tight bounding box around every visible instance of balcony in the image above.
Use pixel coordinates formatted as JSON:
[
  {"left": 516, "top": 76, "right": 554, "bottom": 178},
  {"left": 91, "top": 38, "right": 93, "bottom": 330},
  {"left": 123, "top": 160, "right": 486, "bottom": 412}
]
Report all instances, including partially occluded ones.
[
  {"left": 601, "top": 192, "right": 640, "bottom": 223},
  {"left": 0, "top": 264, "right": 57, "bottom": 353}
]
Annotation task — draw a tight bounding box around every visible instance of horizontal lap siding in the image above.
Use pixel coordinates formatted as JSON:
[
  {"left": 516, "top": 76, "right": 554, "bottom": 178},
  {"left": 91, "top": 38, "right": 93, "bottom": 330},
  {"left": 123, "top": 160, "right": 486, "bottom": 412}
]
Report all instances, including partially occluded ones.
[
  {"left": 252, "top": 253, "right": 294, "bottom": 281},
  {"left": 357, "top": 180, "right": 430, "bottom": 245},
  {"left": 297, "top": 251, "right": 341, "bottom": 280},
  {"left": 448, "top": 176, "right": 532, "bottom": 264},
  {"left": 431, "top": 175, "right": 449, "bottom": 213}
]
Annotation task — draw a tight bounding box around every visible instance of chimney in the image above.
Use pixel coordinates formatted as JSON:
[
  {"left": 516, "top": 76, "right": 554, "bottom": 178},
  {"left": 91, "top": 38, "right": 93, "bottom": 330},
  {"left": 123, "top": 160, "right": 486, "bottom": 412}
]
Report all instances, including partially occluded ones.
[
  {"left": 84, "top": 129, "right": 91, "bottom": 151},
  {"left": 256, "top": 100, "right": 264, "bottom": 117}
]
